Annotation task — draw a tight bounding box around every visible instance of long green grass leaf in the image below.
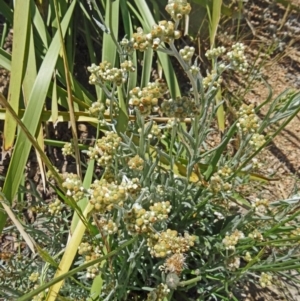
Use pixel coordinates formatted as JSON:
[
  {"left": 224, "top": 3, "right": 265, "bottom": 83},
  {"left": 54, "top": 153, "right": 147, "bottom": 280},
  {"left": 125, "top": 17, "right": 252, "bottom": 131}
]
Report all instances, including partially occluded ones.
[
  {"left": 209, "top": 0, "right": 225, "bottom": 131},
  {"left": 22, "top": 24, "right": 47, "bottom": 191},
  {"left": 3, "top": 0, "right": 30, "bottom": 149},
  {"left": 210, "top": 0, "right": 222, "bottom": 47},
  {"left": 30, "top": 0, "right": 50, "bottom": 48}
]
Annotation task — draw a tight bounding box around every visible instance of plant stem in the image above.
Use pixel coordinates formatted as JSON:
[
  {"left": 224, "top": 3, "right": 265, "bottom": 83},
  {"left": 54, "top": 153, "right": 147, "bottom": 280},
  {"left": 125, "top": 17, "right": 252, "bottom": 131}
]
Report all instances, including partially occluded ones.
[{"left": 179, "top": 276, "right": 202, "bottom": 287}]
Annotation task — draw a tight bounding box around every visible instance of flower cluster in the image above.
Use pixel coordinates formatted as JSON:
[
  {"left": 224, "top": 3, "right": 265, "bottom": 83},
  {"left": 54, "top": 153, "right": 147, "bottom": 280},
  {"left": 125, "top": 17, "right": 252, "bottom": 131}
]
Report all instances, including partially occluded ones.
[
  {"left": 128, "top": 155, "right": 144, "bottom": 171},
  {"left": 120, "top": 37, "right": 134, "bottom": 54},
  {"left": 129, "top": 80, "right": 167, "bottom": 116},
  {"left": 124, "top": 201, "right": 171, "bottom": 234},
  {"left": 147, "top": 283, "right": 170, "bottom": 301},
  {"left": 89, "top": 179, "right": 126, "bottom": 213},
  {"left": 226, "top": 43, "right": 249, "bottom": 73},
  {"left": 165, "top": 0, "right": 192, "bottom": 21},
  {"left": 88, "top": 100, "right": 105, "bottom": 117},
  {"left": 93, "top": 216, "right": 118, "bottom": 235},
  {"left": 250, "top": 133, "right": 266, "bottom": 150},
  {"left": 208, "top": 173, "right": 232, "bottom": 194},
  {"left": 251, "top": 158, "right": 262, "bottom": 169},
  {"left": 218, "top": 166, "right": 232, "bottom": 177},
  {"left": 62, "top": 142, "right": 74, "bottom": 156},
  {"left": 243, "top": 252, "right": 252, "bottom": 262},
  {"left": 259, "top": 272, "right": 272, "bottom": 288},
  {"left": 48, "top": 199, "right": 63, "bottom": 215},
  {"left": 179, "top": 46, "right": 195, "bottom": 62},
  {"left": 190, "top": 65, "right": 200, "bottom": 76},
  {"left": 248, "top": 229, "right": 263, "bottom": 241},
  {"left": 87, "top": 131, "right": 121, "bottom": 167},
  {"left": 161, "top": 96, "right": 199, "bottom": 119},
  {"left": 124, "top": 178, "right": 142, "bottom": 199},
  {"left": 205, "top": 46, "right": 226, "bottom": 60},
  {"left": 120, "top": 60, "right": 136, "bottom": 72},
  {"left": 78, "top": 242, "right": 93, "bottom": 255},
  {"left": 237, "top": 104, "right": 260, "bottom": 133},
  {"left": 88, "top": 61, "right": 126, "bottom": 86},
  {"left": 139, "top": 121, "right": 164, "bottom": 140},
  {"left": 226, "top": 256, "right": 240, "bottom": 271},
  {"left": 222, "top": 230, "right": 244, "bottom": 250},
  {"left": 62, "top": 173, "right": 84, "bottom": 201},
  {"left": 28, "top": 272, "right": 39, "bottom": 282},
  {"left": 132, "top": 21, "right": 181, "bottom": 51},
  {"left": 147, "top": 229, "right": 196, "bottom": 258},
  {"left": 203, "top": 70, "right": 223, "bottom": 90},
  {"left": 78, "top": 242, "right": 101, "bottom": 279},
  {"left": 251, "top": 198, "right": 269, "bottom": 214},
  {"left": 130, "top": 27, "right": 151, "bottom": 52},
  {"left": 149, "top": 20, "right": 182, "bottom": 48}
]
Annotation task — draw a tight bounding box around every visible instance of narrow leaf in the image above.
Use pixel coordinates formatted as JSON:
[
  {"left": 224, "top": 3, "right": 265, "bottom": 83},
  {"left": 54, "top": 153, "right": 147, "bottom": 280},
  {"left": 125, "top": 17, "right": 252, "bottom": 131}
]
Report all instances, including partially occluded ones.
[{"left": 3, "top": 0, "right": 31, "bottom": 149}]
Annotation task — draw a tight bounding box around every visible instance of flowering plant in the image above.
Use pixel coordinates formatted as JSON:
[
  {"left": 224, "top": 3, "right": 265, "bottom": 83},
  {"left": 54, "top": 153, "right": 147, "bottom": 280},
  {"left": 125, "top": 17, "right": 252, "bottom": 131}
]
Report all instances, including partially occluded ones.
[{"left": 1, "top": 1, "right": 300, "bottom": 301}]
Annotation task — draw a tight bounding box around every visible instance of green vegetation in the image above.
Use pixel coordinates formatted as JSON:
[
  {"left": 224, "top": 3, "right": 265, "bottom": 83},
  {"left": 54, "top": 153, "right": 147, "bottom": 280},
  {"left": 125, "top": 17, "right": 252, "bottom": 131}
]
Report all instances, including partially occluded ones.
[{"left": 0, "top": 0, "right": 299, "bottom": 300}]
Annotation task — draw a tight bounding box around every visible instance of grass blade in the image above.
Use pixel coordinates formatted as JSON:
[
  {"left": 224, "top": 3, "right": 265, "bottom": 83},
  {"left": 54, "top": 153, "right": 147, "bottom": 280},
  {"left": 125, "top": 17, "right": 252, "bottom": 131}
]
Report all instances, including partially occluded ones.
[
  {"left": 45, "top": 203, "right": 94, "bottom": 301},
  {"left": 209, "top": 0, "right": 225, "bottom": 131},
  {"left": 3, "top": 0, "right": 30, "bottom": 150},
  {"left": 209, "top": 0, "right": 222, "bottom": 47}
]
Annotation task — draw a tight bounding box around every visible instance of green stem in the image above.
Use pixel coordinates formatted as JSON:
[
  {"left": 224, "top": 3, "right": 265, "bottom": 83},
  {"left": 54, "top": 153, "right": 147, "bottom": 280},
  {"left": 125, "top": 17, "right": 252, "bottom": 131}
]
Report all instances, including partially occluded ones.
[
  {"left": 108, "top": 0, "right": 122, "bottom": 55},
  {"left": 179, "top": 276, "right": 202, "bottom": 287}
]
